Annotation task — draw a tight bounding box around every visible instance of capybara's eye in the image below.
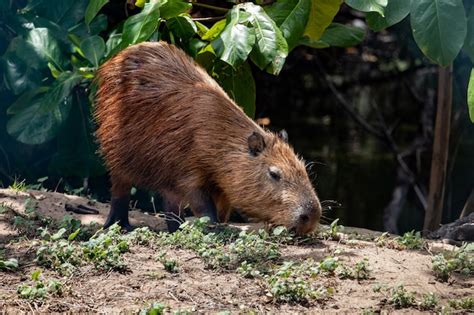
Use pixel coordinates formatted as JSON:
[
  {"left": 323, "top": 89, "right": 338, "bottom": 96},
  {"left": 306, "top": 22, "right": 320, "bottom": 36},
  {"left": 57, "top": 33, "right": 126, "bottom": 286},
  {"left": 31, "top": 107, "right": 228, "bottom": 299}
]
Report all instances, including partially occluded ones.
[{"left": 268, "top": 166, "right": 282, "bottom": 181}]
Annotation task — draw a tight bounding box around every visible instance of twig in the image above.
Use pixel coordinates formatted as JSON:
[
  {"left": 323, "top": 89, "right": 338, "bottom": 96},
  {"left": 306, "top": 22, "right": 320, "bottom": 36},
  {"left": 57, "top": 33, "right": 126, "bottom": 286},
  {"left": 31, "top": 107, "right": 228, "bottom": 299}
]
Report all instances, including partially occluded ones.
[
  {"left": 190, "top": 1, "right": 229, "bottom": 12},
  {"left": 192, "top": 16, "right": 225, "bottom": 22}
]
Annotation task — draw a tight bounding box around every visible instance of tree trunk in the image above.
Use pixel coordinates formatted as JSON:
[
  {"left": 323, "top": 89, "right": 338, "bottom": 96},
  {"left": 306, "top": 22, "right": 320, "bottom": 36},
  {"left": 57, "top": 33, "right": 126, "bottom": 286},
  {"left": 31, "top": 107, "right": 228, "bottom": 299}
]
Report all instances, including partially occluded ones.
[{"left": 423, "top": 66, "right": 453, "bottom": 234}]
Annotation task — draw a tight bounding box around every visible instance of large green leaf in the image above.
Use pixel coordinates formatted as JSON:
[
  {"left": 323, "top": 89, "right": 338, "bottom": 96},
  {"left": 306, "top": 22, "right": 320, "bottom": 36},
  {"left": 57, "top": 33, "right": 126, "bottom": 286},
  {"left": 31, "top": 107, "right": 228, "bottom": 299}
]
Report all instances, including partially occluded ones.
[
  {"left": 7, "top": 71, "right": 82, "bottom": 144},
  {"left": 242, "top": 4, "right": 281, "bottom": 68},
  {"left": 464, "top": 7, "right": 474, "bottom": 63},
  {"left": 212, "top": 8, "right": 256, "bottom": 67},
  {"left": 202, "top": 19, "right": 226, "bottom": 41},
  {"left": 319, "top": 23, "right": 365, "bottom": 47},
  {"left": 31, "top": 0, "right": 89, "bottom": 29},
  {"left": 122, "top": 0, "right": 162, "bottom": 47},
  {"left": 26, "top": 28, "right": 65, "bottom": 71},
  {"left": 166, "top": 15, "right": 197, "bottom": 40},
  {"left": 265, "top": 0, "right": 311, "bottom": 50},
  {"left": 80, "top": 35, "right": 105, "bottom": 67},
  {"left": 85, "top": 0, "right": 109, "bottom": 26},
  {"left": 469, "top": 69, "right": 474, "bottom": 123},
  {"left": 303, "top": 0, "right": 342, "bottom": 41},
  {"left": 366, "top": 0, "right": 411, "bottom": 31},
  {"left": 218, "top": 62, "right": 256, "bottom": 118},
  {"left": 70, "top": 14, "right": 108, "bottom": 39},
  {"left": 7, "top": 87, "right": 50, "bottom": 114},
  {"left": 160, "top": 0, "right": 192, "bottom": 20},
  {"left": 2, "top": 54, "right": 42, "bottom": 95},
  {"left": 410, "top": 0, "right": 467, "bottom": 66},
  {"left": 345, "top": 0, "right": 387, "bottom": 16}
]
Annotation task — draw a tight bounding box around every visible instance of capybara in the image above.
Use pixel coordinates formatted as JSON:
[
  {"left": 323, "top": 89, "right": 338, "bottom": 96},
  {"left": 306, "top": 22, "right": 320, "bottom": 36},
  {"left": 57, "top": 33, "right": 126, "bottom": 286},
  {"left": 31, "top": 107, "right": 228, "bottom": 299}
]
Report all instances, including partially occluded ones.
[{"left": 95, "top": 41, "right": 321, "bottom": 235}]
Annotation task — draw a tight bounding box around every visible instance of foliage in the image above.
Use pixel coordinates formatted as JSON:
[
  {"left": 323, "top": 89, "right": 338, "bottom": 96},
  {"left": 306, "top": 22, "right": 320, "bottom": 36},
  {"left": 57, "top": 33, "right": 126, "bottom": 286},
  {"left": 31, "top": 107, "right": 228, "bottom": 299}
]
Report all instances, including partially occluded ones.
[
  {"left": 35, "top": 227, "right": 83, "bottom": 275},
  {"left": 2, "top": 0, "right": 472, "bottom": 185},
  {"left": 139, "top": 302, "right": 166, "bottom": 315},
  {"left": 321, "top": 218, "right": 344, "bottom": 240},
  {"left": 394, "top": 230, "right": 424, "bottom": 250},
  {"left": 336, "top": 258, "right": 371, "bottom": 280},
  {"left": 82, "top": 223, "right": 130, "bottom": 271},
  {"left": 157, "top": 253, "right": 179, "bottom": 273},
  {"left": 389, "top": 285, "right": 417, "bottom": 309},
  {"left": 17, "top": 270, "right": 62, "bottom": 299},
  {"left": 431, "top": 243, "right": 474, "bottom": 281},
  {"left": 419, "top": 292, "right": 438, "bottom": 311},
  {"left": 0, "top": 257, "right": 19, "bottom": 271},
  {"left": 265, "top": 259, "right": 331, "bottom": 303},
  {"left": 448, "top": 297, "right": 474, "bottom": 311}
]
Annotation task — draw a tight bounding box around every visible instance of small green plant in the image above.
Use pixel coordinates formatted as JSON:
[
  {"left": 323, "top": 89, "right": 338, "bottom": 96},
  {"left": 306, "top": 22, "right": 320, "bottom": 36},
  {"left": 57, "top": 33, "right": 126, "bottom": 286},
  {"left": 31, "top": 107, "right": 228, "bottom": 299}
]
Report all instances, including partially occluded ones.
[
  {"left": 26, "top": 176, "right": 48, "bottom": 191},
  {"left": 17, "top": 270, "right": 62, "bottom": 299},
  {"left": 394, "top": 230, "right": 424, "bottom": 250},
  {"left": 0, "top": 203, "right": 8, "bottom": 214},
  {"left": 374, "top": 232, "right": 391, "bottom": 247},
  {"left": 139, "top": 302, "right": 166, "bottom": 315},
  {"left": 126, "top": 226, "right": 157, "bottom": 246},
  {"left": 35, "top": 227, "right": 83, "bottom": 275},
  {"left": 318, "top": 256, "right": 339, "bottom": 274},
  {"left": 448, "top": 297, "right": 474, "bottom": 311},
  {"left": 321, "top": 218, "right": 344, "bottom": 240},
  {"left": 336, "top": 258, "right": 371, "bottom": 280},
  {"left": 82, "top": 223, "right": 129, "bottom": 271},
  {"left": 419, "top": 292, "right": 438, "bottom": 310},
  {"left": 432, "top": 243, "right": 473, "bottom": 281},
  {"left": 9, "top": 178, "right": 27, "bottom": 192},
  {"left": 266, "top": 260, "right": 329, "bottom": 303},
  {"left": 0, "top": 257, "right": 19, "bottom": 271},
  {"left": 389, "top": 285, "right": 416, "bottom": 308},
  {"left": 237, "top": 261, "right": 264, "bottom": 278},
  {"left": 157, "top": 253, "right": 178, "bottom": 273}
]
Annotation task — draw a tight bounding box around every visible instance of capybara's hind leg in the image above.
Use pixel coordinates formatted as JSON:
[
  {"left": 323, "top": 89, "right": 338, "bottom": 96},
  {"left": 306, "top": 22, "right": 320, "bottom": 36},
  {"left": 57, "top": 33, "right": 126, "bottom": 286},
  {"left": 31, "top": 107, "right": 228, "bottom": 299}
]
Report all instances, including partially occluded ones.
[
  {"left": 161, "top": 191, "right": 185, "bottom": 233},
  {"left": 104, "top": 178, "right": 132, "bottom": 231},
  {"left": 189, "top": 189, "right": 218, "bottom": 223}
]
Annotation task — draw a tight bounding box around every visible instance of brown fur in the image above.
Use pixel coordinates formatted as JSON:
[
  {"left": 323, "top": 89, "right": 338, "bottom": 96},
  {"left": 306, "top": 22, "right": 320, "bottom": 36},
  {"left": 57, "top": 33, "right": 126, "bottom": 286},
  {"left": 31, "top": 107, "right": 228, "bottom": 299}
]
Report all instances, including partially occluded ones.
[{"left": 95, "top": 41, "right": 321, "bottom": 234}]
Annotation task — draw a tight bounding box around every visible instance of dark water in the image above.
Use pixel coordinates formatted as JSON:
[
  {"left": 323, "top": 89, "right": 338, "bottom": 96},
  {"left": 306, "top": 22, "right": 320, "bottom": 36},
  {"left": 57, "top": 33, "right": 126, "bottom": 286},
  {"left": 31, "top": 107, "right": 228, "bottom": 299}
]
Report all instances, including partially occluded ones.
[{"left": 253, "top": 46, "right": 474, "bottom": 232}]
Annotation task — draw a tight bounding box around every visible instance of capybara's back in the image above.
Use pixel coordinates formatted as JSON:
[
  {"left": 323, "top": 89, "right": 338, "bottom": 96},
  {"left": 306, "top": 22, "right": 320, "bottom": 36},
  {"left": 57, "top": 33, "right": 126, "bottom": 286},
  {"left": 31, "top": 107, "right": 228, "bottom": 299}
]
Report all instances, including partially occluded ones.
[{"left": 95, "top": 41, "right": 321, "bottom": 234}]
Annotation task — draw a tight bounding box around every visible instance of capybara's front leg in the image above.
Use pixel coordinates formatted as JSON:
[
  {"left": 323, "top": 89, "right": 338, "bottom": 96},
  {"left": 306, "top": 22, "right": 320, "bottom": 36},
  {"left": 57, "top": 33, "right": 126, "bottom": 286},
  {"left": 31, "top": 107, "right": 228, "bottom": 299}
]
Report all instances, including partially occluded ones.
[
  {"left": 104, "top": 179, "right": 132, "bottom": 231},
  {"left": 189, "top": 189, "right": 218, "bottom": 224}
]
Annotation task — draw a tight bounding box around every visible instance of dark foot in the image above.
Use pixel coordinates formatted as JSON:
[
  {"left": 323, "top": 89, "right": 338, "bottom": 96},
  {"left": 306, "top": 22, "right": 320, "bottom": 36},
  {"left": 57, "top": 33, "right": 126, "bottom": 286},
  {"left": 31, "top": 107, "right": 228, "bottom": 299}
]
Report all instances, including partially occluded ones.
[
  {"left": 163, "top": 212, "right": 185, "bottom": 233},
  {"left": 104, "top": 196, "right": 133, "bottom": 231}
]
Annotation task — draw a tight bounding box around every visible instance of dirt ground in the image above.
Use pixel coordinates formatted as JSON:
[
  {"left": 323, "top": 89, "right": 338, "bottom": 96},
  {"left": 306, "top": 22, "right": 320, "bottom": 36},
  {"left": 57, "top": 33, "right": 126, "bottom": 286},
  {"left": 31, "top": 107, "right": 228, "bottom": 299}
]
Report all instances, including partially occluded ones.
[{"left": 0, "top": 188, "right": 472, "bottom": 313}]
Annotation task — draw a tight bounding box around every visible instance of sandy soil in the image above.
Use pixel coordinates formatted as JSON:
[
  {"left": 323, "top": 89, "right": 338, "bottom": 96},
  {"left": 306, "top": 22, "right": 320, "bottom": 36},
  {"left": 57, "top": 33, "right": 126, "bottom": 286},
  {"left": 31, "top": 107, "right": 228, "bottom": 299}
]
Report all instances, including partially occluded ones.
[{"left": 0, "top": 189, "right": 472, "bottom": 313}]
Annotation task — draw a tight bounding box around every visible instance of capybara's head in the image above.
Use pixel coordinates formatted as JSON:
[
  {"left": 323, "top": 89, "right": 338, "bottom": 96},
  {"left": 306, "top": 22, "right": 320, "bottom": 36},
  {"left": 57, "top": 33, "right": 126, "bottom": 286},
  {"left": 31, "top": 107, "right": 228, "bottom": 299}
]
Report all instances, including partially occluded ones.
[{"left": 228, "top": 130, "right": 321, "bottom": 235}]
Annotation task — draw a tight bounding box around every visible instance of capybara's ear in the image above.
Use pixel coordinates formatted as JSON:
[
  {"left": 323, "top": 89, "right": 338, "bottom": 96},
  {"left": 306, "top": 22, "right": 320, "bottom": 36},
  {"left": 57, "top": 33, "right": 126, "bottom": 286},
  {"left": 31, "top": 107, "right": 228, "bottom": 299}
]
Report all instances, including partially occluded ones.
[
  {"left": 278, "top": 129, "right": 288, "bottom": 143},
  {"left": 248, "top": 131, "right": 266, "bottom": 156}
]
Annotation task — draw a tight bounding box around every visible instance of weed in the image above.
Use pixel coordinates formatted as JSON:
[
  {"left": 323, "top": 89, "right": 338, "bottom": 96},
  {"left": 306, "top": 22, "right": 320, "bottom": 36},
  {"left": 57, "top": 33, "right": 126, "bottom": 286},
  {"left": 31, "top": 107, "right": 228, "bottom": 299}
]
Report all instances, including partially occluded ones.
[
  {"left": 9, "top": 178, "right": 27, "bottom": 192},
  {"left": 394, "top": 230, "right": 424, "bottom": 250},
  {"left": 389, "top": 285, "right": 416, "bottom": 308},
  {"left": 266, "top": 260, "right": 329, "bottom": 303},
  {"left": 82, "top": 223, "right": 129, "bottom": 271},
  {"left": 35, "top": 227, "right": 83, "bottom": 275},
  {"left": 448, "top": 297, "right": 474, "bottom": 311},
  {"left": 336, "top": 258, "right": 370, "bottom": 280},
  {"left": 139, "top": 302, "right": 166, "bottom": 315},
  {"left": 419, "top": 292, "right": 438, "bottom": 310},
  {"left": 237, "top": 261, "right": 265, "bottom": 278},
  {"left": 318, "top": 256, "right": 339, "bottom": 274},
  {"left": 0, "top": 203, "right": 7, "bottom": 214},
  {"left": 375, "top": 232, "right": 391, "bottom": 247},
  {"left": 17, "top": 270, "right": 62, "bottom": 299},
  {"left": 157, "top": 253, "right": 178, "bottom": 273},
  {"left": 432, "top": 243, "right": 473, "bottom": 281},
  {"left": 321, "top": 218, "right": 343, "bottom": 240},
  {"left": 27, "top": 176, "right": 48, "bottom": 191},
  {"left": 126, "top": 226, "right": 157, "bottom": 246},
  {"left": 0, "top": 257, "right": 19, "bottom": 271}
]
